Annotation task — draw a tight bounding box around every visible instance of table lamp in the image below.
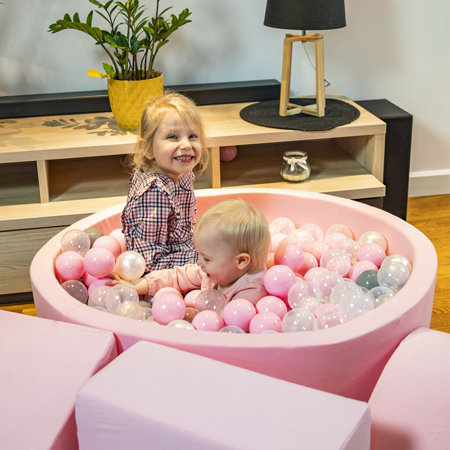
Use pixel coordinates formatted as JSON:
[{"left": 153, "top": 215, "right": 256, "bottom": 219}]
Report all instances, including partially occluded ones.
[{"left": 264, "top": 0, "right": 346, "bottom": 117}]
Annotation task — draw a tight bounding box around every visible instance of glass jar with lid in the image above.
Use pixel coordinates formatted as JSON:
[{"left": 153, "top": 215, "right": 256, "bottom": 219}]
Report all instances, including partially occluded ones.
[{"left": 280, "top": 151, "right": 311, "bottom": 182}]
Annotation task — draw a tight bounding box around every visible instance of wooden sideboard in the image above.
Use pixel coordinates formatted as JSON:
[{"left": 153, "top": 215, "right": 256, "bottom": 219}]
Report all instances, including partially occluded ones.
[{"left": 0, "top": 96, "right": 386, "bottom": 299}]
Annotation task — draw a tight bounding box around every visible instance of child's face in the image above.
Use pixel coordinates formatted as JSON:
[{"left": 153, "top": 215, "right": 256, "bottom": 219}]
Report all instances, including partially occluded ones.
[
  {"left": 195, "top": 227, "right": 248, "bottom": 289},
  {"left": 148, "top": 110, "right": 202, "bottom": 183}
]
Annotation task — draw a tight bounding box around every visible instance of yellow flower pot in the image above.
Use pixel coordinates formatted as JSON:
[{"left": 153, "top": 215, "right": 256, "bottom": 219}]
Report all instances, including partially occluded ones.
[{"left": 108, "top": 73, "right": 164, "bottom": 130}]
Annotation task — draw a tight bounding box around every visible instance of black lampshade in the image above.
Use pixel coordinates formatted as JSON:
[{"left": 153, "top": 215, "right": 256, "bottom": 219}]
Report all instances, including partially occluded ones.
[{"left": 264, "top": 0, "right": 346, "bottom": 31}]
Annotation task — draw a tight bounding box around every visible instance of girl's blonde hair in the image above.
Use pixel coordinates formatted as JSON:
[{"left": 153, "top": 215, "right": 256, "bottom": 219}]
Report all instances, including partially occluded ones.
[
  {"left": 194, "top": 198, "right": 271, "bottom": 271},
  {"left": 129, "top": 91, "right": 209, "bottom": 174}
]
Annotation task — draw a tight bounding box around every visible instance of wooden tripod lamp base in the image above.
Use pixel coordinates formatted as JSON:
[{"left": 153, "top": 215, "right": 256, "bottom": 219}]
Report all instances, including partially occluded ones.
[{"left": 279, "top": 33, "right": 325, "bottom": 117}]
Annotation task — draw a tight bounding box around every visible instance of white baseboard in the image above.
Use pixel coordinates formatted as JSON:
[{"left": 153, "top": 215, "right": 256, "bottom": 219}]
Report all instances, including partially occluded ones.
[{"left": 408, "top": 169, "right": 450, "bottom": 197}]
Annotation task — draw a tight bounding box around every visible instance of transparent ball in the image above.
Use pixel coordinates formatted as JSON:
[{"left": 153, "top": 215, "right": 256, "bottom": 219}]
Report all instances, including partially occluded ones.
[
  {"left": 281, "top": 308, "right": 315, "bottom": 332},
  {"left": 131, "top": 306, "right": 154, "bottom": 321},
  {"left": 329, "top": 280, "right": 365, "bottom": 306},
  {"left": 369, "top": 285, "right": 395, "bottom": 308},
  {"left": 194, "top": 289, "right": 227, "bottom": 314},
  {"left": 315, "top": 310, "right": 346, "bottom": 330},
  {"left": 219, "top": 325, "right": 246, "bottom": 334},
  {"left": 315, "top": 270, "right": 343, "bottom": 300},
  {"left": 270, "top": 217, "right": 296, "bottom": 236},
  {"left": 358, "top": 230, "right": 387, "bottom": 252},
  {"left": 61, "top": 229, "right": 91, "bottom": 256},
  {"left": 337, "top": 291, "right": 374, "bottom": 320},
  {"left": 105, "top": 284, "right": 139, "bottom": 317},
  {"left": 320, "top": 248, "right": 351, "bottom": 277},
  {"left": 298, "top": 223, "right": 324, "bottom": 242},
  {"left": 88, "top": 285, "right": 111, "bottom": 309},
  {"left": 167, "top": 319, "right": 194, "bottom": 330},
  {"left": 377, "top": 260, "right": 410, "bottom": 292},
  {"left": 382, "top": 254, "right": 412, "bottom": 274},
  {"left": 287, "top": 279, "right": 321, "bottom": 309}
]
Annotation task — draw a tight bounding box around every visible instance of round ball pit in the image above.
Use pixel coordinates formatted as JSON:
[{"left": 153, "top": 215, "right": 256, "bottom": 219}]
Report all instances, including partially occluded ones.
[{"left": 31, "top": 188, "right": 437, "bottom": 401}]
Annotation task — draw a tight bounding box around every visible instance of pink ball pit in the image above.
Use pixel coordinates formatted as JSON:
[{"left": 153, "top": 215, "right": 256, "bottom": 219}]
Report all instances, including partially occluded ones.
[{"left": 31, "top": 188, "right": 437, "bottom": 401}]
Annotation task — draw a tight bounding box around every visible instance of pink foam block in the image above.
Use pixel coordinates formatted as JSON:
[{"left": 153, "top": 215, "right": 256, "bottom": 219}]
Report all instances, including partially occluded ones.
[
  {"left": 0, "top": 310, "right": 117, "bottom": 450},
  {"left": 31, "top": 188, "right": 437, "bottom": 401},
  {"left": 76, "top": 341, "right": 370, "bottom": 450},
  {"left": 369, "top": 327, "right": 450, "bottom": 450}
]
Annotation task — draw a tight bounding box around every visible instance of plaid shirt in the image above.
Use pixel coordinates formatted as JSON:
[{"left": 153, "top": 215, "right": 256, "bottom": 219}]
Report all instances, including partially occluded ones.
[{"left": 121, "top": 170, "right": 198, "bottom": 272}]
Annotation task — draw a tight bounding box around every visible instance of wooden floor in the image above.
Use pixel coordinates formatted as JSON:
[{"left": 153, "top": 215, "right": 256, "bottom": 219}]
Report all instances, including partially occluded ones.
[{"left": 1, "top": 194, "right": 449, "bottom": 333}]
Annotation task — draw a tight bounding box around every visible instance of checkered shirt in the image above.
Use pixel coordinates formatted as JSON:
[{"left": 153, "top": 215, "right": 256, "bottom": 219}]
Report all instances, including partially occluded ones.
[{"left": 121, "top": 170, "right": 198, "bottom": 272}]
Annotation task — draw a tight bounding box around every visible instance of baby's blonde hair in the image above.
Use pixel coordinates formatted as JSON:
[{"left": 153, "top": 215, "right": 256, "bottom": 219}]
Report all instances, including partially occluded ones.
[
  {"left": 129, "top": 91, "right": 209, "bottom": 174},
  {"left": 194, "top": 198, "right": 270, "bottom": 271}
]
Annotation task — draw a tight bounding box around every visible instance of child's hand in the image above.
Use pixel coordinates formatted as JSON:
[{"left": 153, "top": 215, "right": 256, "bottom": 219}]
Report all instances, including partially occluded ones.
[{"left": 107, "top": 273, "right": 149, "bottom": 296}]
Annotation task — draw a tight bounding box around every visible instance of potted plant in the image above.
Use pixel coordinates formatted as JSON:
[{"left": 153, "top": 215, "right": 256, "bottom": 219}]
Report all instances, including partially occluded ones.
[{"left": 49, "top": 0, "right": 192, "bottom": 130}]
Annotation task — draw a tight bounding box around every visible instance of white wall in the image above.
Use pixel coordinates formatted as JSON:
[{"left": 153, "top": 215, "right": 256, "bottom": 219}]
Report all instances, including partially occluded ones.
[{"left": 1, "top": 0, "right": 449, "bottom": 196}]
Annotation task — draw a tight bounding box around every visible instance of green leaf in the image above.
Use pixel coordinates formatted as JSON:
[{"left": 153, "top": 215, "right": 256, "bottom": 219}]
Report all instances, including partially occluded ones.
[
  {"left": 86, "top": 11, "right": 94, "bottom": 27},
  {"left": 103, "top": 63, "right": 116, "bottom": 78}
]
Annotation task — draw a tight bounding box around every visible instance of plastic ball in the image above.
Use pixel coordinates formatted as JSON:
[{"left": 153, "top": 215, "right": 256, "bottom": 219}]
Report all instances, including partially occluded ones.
[
  {"left": 219, "top": 325, "right": 246, "bottom": 333},
  {"left": 82, "top": 271, "right": 98, "bottom": 287},
  {"left": 131, "top": 306, "right": 154, "bottom": 321},
  {"left": 320, "top": 248, "right": 351, "bottom": 277},
  {"left": 194, "top": 289, "right": 227, "bottom": 313},
  {"left": 249, "top": 312, "right": 282, "bottom": 334},
  {"left": 357, "top": 242, "right": 386, "bottom": 268},
  {"left": 324, "top": 232, "right": 347, "bottom": 249},
  {"left": 377, "top": 260, "right": 410, "bottom": 292},
  {"left": 315, "top": 310, "right": 346, "bottom": 330},
  {"left": 288, "top": 228, "right": 315, "bottom": 246},
  {"left": 184, "top": 290, "right": 201, "bottom": 308},
  {"left": 167, "top": 319, "right": 194, "bottom": 330},
  {"left": 87, "top": 278, "right": 111, "bottom": 296},
  {"left": 334, "top": 238, "right": 360, "bottom": 264},
  {"left": 312, "top": 302, "right": 339, "bottom": 318},
  {"left": 109, "top": 228, "right": 127, "bottom": 252},
  {"left": 61, "top": 229, "right": 91, "bottom": 256},
  {"left": 303, "top": 266, "right": 327, "bottom": 285},
  {"left": 84, "top": 227, "right": 104, "bottom": 246},
  {"left": 270, "top": 217, "right": 296, "bottom": 236},
  {"left": 358, "top": 230, "right": 387, "bottom": 252},
  {"left": 192, "top": 310, "right": 224, "bottom": 332},
  {"left": 222, "top": 298, "right": 256, "bottom": 332},
  {"left": 281, "top": 308, "right": 315, "bottom": 332},
  {"left": 303, "top": 241, "right": 329, "bottom": 261},
  {"left": 369, "top": 285, "right": 395, "bottom": 308},
  {"left": 84, "top": 247, "right": 116, "bottom": 278},
  {"left": 88, "top": 285, "right": 111, "bottom": 308},
  {"left": 92, "top": 235, "right": 122, "bottom": 259},
  {"left": 114, "top": 251, "right": 146, "bottom": 281},
  {"left": 219, "top": 145, "right": 238, "bottom": 162},
  {"left": 350, "top": 260, "right": 378, "bottom": 282},
  {"left": 274, "top": 239, "right": 304, "bottom": 273},
  {"left": 184, "top": 307, "right": 200, "bottom": 323},
  {"left": 297, "top": 252, "right": 319, "bottom": 277},
  {"left": 263, "top": 265, "right": 296, "bottom": 298},
  {"left": 325, "top": 224, "right": 354, "bottom": 239},
  {"left": 339, "top": 291, "right": 374, "bottom": 320},
  {"left": 105, "top": 284, "right": 139, "bottom": 317},
  {"left": 356, "top": 270, "right": 379, "bottom": 290},
  {"left": 152, "top": 290, "right": 186, "bottom": 325},
  {"left": 383, "top": 254, "right": 412, "bottom": 274},
  {"left": 298, "top": 223, "right": 324, "bottom": 242},
  {"left": 287, "top": 279, "right": 321, "bottom": 309},
  {"left": 256, "top": 296, "right": 288, "bottom": 319},
  {"left": 61, "top": 280, "right": 88, "bottom": 303},
  {"left": 329, "top": 280, "right": 365, "bottom": 305},
  {"left": 315, "top": 270, "right": 343, "bottom": 299},
  {"left": 55, "top": 251, "right": 85, "bottom": 281}
]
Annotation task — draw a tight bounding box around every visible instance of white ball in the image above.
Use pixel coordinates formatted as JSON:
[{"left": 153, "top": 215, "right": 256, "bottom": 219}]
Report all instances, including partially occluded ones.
[{"left": 115, "top": 251, "right": 146, "bottom": 281}]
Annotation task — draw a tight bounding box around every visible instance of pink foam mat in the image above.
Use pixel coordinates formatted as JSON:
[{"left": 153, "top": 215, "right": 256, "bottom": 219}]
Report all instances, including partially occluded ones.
[
  {"left": 31, "top": 188, "right": 438, "bottom": 401},
  {"left": 0, "top": 310, "right": 117, "bottom": 450}
]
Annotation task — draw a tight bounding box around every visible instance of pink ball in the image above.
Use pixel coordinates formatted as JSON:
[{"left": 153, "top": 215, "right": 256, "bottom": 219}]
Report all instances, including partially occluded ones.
[
  {"left": 220, "top": 146, "right": 238, "bottom": 162},
  {"left": 249, "top": 312, "right": 282, "bottom": 334},
  {"left": 303, "top": 266, "right": 327, "bottom": 285},
  {"left": 84, "top": 247, "right": 116, "bottom": 278},
  {"left": 109, "top": 228, "right": 127, "bottom": 252},
  {"left": 184, "top": 289, "right": 201, "bottom": 308},
  {"left": 323, "top": 232, "right": 347, "bottom": 249},
  {"left": 82, "top": 271, "right": 97, "bottom": 287},
  {"left": 152, "top": 291, "right": 186, "bottom": 325},
  {"left": 222, "top": 298, "right": 256, "bottom": 332},
  {"left": 357, "top": 243, "right": 386, "bottom": 268},
  {"left": 350, "top": 260, "right": 378, "bottom": 282},
  {"left": 263, "top": 265, "right": 296, "bottom": 298},
  {"left": 92, "top": 235, "right": 122, "bottom": 259},
  {"left": 55, "top": 251, "right": 85, "bottom": 281},
  {"left": 256, "top": 296, "right": 288, "bottom": 319},
  {"left": 326, "top": 223, "right": 354, "bottom": 239},
  {"left": 192, "top": 310, "right": 224, "bottom": 331},
  {"left": 274, "top": 240, "right": 304, "bottom": 273},
  {"left": 270, "top": 217, "right": 296, "bottom": 236},
  {"left": 297, "top": 252, "right": 318, "bottom": 277},
  {"left": 270, "top": 232, "right": 287, "bottom": 253},
  {"left": 156, "top": 287, "right": 183, "bottom": 298},
  {"left": 313, "top": 302, "right": 339, "bottom": 318},
  {"left": 304, "top": 241, "right": 329, "bottom": 261}
]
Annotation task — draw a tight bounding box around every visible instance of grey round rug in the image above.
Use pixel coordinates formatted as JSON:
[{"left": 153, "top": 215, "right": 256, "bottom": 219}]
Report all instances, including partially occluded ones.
[{"left": 239, "top": 98, "right": 360, "bottom": 131}]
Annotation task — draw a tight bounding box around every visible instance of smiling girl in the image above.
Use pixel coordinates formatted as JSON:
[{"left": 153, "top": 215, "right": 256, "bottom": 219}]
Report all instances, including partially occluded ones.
[{"left": 121, "top": 92, "right": 209, "bottom": 272}]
